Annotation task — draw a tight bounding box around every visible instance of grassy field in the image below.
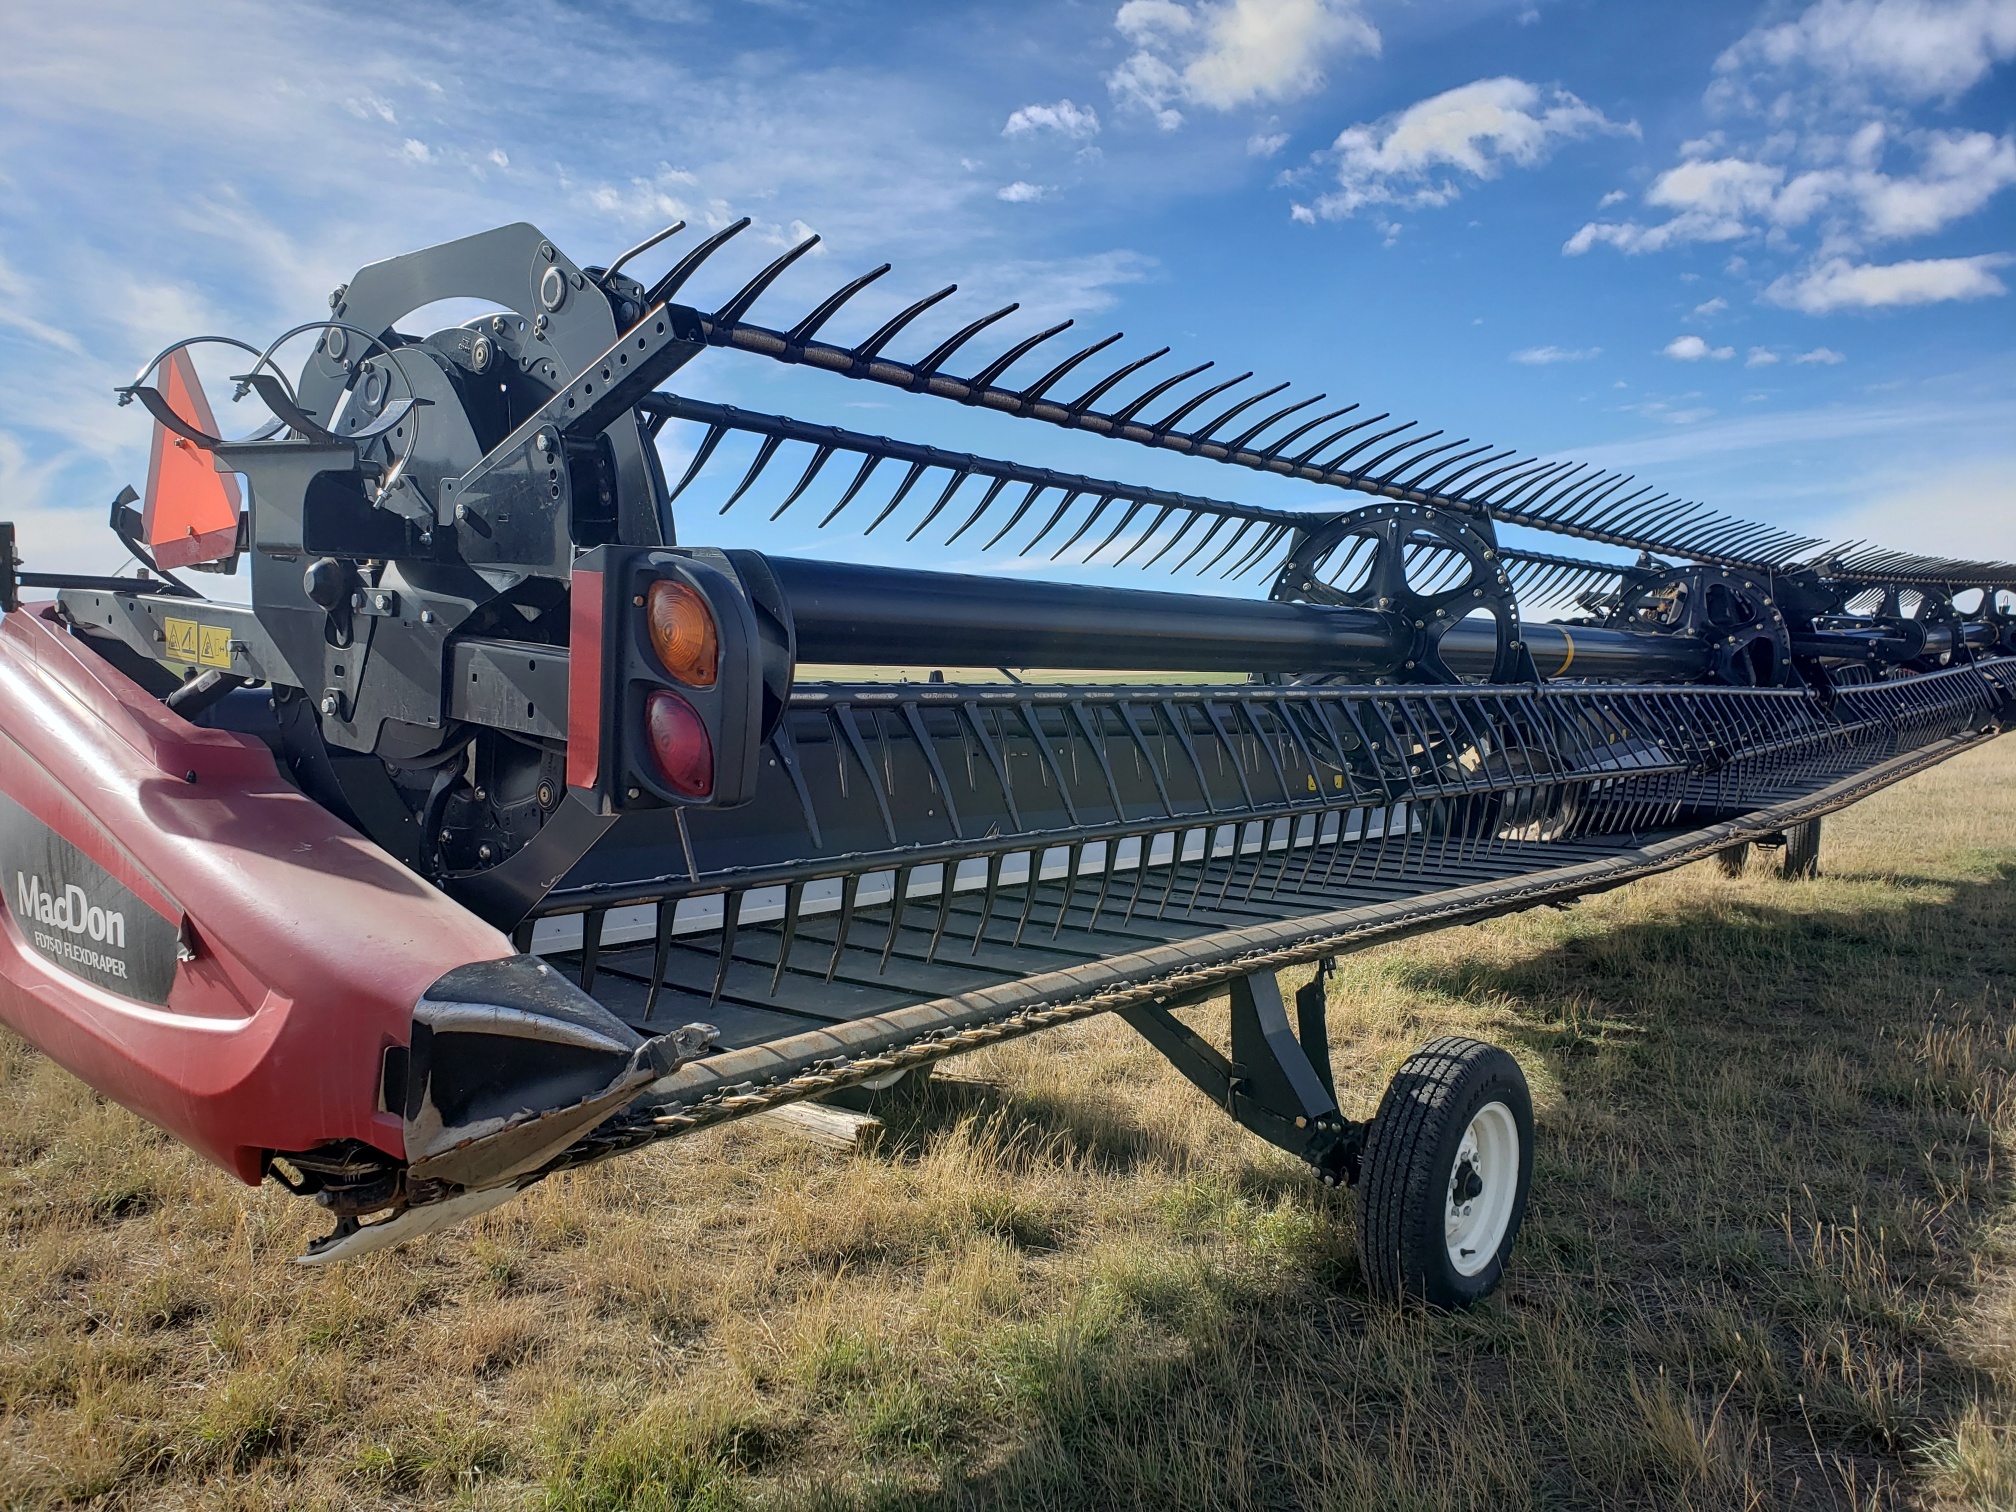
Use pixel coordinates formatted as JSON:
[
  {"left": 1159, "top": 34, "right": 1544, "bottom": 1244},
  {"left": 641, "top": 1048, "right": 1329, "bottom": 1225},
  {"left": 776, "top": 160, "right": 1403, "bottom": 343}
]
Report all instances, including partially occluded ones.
[{"left": 4, "top": 739, "right": 2016, "bottom": 1510}]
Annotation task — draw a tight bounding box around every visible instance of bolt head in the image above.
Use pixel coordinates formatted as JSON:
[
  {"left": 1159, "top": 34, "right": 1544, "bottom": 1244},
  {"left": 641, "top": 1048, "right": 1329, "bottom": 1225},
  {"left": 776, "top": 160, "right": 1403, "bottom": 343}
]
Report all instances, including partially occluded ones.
[
  {"left": 319, "top": 694, "right": 339, "bottom": 716},
  {"left": 454, "top": 502, "right": 468, "bottom": 522},
  {"left": 626, "top": 786, "right": 641, "bottom": 800}
]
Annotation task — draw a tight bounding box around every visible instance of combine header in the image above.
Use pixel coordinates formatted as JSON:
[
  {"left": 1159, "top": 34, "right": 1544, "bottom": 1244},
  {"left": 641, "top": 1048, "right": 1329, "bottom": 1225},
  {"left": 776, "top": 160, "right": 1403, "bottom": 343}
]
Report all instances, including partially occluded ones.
[{"left": 1, "top": 221, "right": 2009, "bottom": 1306}]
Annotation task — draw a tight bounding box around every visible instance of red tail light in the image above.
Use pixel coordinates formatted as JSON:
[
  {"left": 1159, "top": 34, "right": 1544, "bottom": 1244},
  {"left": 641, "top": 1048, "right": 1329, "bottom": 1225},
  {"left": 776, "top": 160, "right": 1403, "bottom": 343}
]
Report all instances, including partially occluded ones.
[{"left": 644, "top": 688, "right": 713, "bottom": 797}]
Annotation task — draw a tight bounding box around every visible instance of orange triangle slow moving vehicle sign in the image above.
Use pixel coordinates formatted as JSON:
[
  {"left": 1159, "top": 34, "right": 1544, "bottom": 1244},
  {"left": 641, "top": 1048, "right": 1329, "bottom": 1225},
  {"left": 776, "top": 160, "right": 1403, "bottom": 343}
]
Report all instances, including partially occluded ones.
[{"left": 143, "top": 347, "right": 242, "bottom": 568}]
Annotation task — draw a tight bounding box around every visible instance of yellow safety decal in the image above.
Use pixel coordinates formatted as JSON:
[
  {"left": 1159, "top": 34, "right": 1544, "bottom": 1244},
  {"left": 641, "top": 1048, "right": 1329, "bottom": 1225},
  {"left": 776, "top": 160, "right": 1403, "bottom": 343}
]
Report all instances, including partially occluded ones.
[
  {"left": 198, "top": 624, "right": 233, "bottom": 669},
  {"left": 162, "top": 617, "right": 234, "bottom": 669},
  {"left": 1556, "top": 627, "right": 1575, "bottom": 676},
  {"left": 162, "top": 617, "right": 199, "bottom": 662}
]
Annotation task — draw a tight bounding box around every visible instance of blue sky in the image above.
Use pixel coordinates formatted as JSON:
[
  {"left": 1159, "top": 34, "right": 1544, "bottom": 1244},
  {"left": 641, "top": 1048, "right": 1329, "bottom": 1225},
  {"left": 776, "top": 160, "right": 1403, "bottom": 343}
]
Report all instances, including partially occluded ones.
[{"left": 0, "top": 0, "right": 2011, "bottom": 590}]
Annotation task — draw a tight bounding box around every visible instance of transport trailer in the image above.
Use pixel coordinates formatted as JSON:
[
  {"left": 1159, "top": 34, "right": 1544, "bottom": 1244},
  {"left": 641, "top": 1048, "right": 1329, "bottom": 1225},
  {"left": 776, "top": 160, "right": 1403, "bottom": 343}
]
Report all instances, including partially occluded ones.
[{"left": 2, "top": 221, "right": 2011, "bottom": 1308}]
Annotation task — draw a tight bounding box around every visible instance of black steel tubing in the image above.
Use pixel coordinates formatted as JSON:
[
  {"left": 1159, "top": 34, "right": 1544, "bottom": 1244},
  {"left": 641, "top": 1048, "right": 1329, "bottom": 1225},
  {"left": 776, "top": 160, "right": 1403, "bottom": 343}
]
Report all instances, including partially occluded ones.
[
  {"left": 1445, "top": 621, "right": 1713, "bottom": 681},
  {"left": 766, "top": 556, "right": 1713, "bottom": 681},
  {"left": 769, "top": 557, "right": 1404, "bottom": 673}
]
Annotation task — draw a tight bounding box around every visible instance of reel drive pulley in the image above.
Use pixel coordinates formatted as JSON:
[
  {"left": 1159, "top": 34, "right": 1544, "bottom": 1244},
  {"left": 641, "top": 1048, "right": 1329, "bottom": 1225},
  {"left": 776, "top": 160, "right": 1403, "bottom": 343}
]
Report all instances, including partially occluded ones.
[{"left": 0, "top": 218, "right": 2010, "bottom": 1301}]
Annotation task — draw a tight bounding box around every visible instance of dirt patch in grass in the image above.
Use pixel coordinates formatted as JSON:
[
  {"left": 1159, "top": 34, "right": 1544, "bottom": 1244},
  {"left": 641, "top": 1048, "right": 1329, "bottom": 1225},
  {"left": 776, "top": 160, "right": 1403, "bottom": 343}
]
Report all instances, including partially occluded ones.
[{"left": 3, "top": 741, "right": 2015, "bottom": 1509}]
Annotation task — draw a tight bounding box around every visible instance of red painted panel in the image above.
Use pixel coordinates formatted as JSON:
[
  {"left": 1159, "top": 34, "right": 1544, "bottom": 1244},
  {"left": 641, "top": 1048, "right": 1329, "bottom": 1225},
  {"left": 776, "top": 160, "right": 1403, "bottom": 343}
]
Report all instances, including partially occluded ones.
[
  {"left": 0, "top": 605, "right": 515, "bottom": 1181},
  {"left": 566, "top": 568, "right": 604, "bottom": 791}
]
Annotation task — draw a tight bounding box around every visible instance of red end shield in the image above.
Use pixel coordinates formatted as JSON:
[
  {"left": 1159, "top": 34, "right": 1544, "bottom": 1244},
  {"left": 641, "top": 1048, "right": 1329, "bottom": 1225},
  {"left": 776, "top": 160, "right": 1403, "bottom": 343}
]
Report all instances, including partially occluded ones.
[{"left": 143, "top": 348, "right": 242, "bottom": 568}]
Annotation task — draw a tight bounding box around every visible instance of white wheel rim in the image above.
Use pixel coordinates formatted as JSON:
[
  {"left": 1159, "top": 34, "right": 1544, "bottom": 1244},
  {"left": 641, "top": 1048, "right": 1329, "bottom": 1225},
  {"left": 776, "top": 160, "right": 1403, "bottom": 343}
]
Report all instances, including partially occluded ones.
[{"left": 1444, "top": 1101, "right": 1520, "bottom": 1277}]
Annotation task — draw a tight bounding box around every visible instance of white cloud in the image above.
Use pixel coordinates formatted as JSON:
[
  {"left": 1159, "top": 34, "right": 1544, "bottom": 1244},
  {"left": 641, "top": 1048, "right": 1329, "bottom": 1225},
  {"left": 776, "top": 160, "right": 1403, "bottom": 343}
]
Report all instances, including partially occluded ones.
[
  {"left": 1004, "top": 100, "right": 1101, "bottom": 139},
  {"left": 1764, "top": 253, "right": 2012, "bottom": 309},
  {"left": 1248, "top": 131, "right": 1289, "bottom": 155},
  {"left": 997, "top": 181, "right": 1051, "bottom": 202},
  {"left": 1715, "top": 0, "right": 2016, "bottom": 105},
  {"left": 1663, "top": 334, "right": 1735, "bottom": 360},
  {"left": 1795, "top": 345, "right": 1848, "bottom": 362},
  {"left": 1565, "top": 156, "right": 1782, "bottom": 253},
  {"left": 1598, "top": 188, "right": 1628, "bottom": 206},
  {"left": 1747, "top": 346, "right": 1781, "bottom": 365},
  {"left": 1108, "top": 0, "right": 1379, "bottom": 127},
  {"left": 1566, "top": 127, "right": 2016, "bottom": 257},
  {"left": 1511, "top": 344, "right": 1600, "bottom": 363},
  {"left": 1693, "top": 296, "right": 1729, "bottom": 316},
  {"left": 1312, "top": 77, "right": 1632, "bottom": 219}
]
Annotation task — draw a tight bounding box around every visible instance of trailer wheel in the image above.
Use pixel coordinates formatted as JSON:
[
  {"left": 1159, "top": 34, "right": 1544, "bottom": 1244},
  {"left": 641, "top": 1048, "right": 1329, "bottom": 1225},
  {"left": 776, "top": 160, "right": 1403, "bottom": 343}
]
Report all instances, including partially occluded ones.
[
  {"left": 1358, "top": 1037, "right": 1532, "bottom": 1309},
  {"left": 1781, "top": 819, "right": 1821, "bottom": 879},
  {"left": 1715, "top": 842, "right": 1750, "bottom": 877}
]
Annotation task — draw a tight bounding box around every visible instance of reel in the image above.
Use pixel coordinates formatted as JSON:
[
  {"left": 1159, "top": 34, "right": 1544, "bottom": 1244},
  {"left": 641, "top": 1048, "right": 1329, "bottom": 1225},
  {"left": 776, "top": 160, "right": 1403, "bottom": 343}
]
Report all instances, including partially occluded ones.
[{"left": 1271, "top": 502, "right": 1530, "bottom": 684}]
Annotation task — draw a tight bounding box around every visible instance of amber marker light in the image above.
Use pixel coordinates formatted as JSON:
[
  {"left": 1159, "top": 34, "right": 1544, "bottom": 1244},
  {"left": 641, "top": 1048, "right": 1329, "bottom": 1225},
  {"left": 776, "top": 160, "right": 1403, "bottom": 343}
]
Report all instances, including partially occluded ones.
[
  {"left": 644, "top": 689, "right": 713, "bottom": 797},
  {"left": 646, "top": 579, "right": 718, "bottom": 686}
]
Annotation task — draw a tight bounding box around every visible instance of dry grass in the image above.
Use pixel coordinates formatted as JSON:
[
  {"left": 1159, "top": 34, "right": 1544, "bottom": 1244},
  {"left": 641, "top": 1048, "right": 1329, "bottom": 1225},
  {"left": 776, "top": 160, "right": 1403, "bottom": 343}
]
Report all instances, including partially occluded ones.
[{"left": 5, "top": 740, "right": 2016, "bottom": 1510}]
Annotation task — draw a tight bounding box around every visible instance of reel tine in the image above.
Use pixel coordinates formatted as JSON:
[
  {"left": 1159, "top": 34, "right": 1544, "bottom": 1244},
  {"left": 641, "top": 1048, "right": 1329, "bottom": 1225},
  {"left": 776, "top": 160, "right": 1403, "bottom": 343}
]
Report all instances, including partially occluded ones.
[
  {"left": 713, "top": 234, "right": 822, "bottom": 326},
  {"left": 1321, "top": 418, "right": 1416, "bottom": 472},
  {"left": 1085, "top": 499, "right": 1152, "bottom": 562},
  {"left": 1139, "top": 509, "right": 1207, "bottom": 569},
  {"left": 917, "top": 304, "right": 1020, "bottom": 377},
  {"left": 862, "top": 460, "right": 932, "bottom": 534},
  {"left": 1110, "top": 505, "right": 1179, "bottom": 566},
  {"left": 770, "top": 444, "right": 836, "bottom": 520},
  {"left": 944, "top": 475, "right": 1013, "bottom": 544},
  {"left": 1358, "top": 428, "right": 1443, "bottom": 480},
  {"left": 1224, "top": 522, "right": 1289, "bottom": 579},
  {"left": 906, "top": 469, "right": 973, "bottom": 540},
  {"left": 1287, "top": 411, "right": 1374, "bottom": 468},
  {"left": 1064, "top": 347, "right": 1171, "bottom": 416},
  {"left": 787, "top": 263, "right": 892, "bottom": 345},
  {"left": 645, "top": 216, "right": 751, "bottom": 306},
  {"left": 856, "top": 284, "right": 959, "bottom": 360},
  {"left": 1420, "top": 447, "right": 1514, "bottom": 494},
  {"left": 1172, "top": 512, "right": 1234, "bottom": 573},
  {"left": 981, "top": 482, "right": 1049, "bottom": 551},
  {"left": 1377, "top": 436, "right": 1464, "bottom": 487},
  {"left": 1186, "top": 380, "right": 1289, "bottom": 444},
  {"left": 1197, "top": 518, "right": 1261, "bottom": 576},
  {"left": 1149, "top": 370, "right": 1251, "bottom": 434},
  {"left": 820, "top": 454, "right": 884, "bottom": 526},
  {"left": 1051, "top": 493, "right": 1118, "bottom": 559},
  {"left": 1259, "top": 405, "right": 1356, "bottom": 463},
  {"left": 604, "top": 220, "right": 686, "bottom": 283},
  {"left": 1019, "top": 488, "right": 1084, "bottom": 555},
  {"left": 966, "top": 319, "right": 1074, "bottom": 390},
  {"left": 1401, "top": 442, "right": 1490, "bottom": 491},
  {"left": 1020, "top": 331, "right": 1124, "bottom": 401},
  {"left": 1225, "top": 394, "right": 1325, "bottom": 452},
  {"left": 1110, "top": 361, "right": 1212, "bottom": 425},
  {"left": 668, "top": 423, "right": 729, "bottom": 504},
  {"left": 720, "top": 435, "right": 786, "bottom": 513}
]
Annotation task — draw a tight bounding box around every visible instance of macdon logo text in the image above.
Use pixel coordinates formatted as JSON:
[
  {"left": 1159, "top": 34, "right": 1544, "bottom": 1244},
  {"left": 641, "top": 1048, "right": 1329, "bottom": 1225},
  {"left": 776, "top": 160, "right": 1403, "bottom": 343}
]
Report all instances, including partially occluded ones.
[{"left": 14, "top": 873, "right": 131, "bottom": 980}]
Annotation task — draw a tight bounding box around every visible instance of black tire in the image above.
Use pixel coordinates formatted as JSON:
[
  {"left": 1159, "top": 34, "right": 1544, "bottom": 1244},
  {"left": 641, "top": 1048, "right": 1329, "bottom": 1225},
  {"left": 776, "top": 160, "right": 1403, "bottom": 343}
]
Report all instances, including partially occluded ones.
[
  {"left": 1715, "top": 842, "right": 1750, "bottom": 878},
  {"left": 1781, "top": 819, "right": 1821, "bottom": 879},
  {"left": 1358, "top": 1037, "right": 1533, "bottom": 1309}
]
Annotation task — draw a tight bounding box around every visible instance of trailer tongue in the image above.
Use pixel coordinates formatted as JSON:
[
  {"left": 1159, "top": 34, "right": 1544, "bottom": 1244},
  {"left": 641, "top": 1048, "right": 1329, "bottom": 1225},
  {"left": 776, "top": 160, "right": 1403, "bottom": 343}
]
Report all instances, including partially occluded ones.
[{"left": 1, "top": 219, "right": 2010, "bottom": 1301}]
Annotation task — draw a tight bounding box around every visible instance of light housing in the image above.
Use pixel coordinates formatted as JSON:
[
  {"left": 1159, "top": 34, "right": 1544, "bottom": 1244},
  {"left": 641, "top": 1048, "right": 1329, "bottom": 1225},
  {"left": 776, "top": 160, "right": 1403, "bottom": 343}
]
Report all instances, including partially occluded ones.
[{"left": 567, "top": 545, "right": 785, "bottom": 813}]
